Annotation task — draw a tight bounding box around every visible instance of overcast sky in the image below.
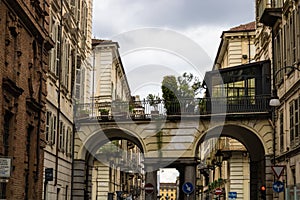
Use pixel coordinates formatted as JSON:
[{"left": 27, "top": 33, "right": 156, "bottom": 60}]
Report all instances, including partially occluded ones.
[{"left": 92, "top": 0, "right": 255, "bottom": 97}]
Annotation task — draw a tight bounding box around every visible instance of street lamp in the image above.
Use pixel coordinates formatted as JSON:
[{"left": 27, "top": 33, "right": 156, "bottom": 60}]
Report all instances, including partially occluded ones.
[
  {"left": 214, "top": 151, "right": 224, "bottom": 200},
  {"left": 269, "top": 65, "right": 300, "bottom": 107},
  {"left": 215, "top": 150, "right": 223, "bottom": 167}
]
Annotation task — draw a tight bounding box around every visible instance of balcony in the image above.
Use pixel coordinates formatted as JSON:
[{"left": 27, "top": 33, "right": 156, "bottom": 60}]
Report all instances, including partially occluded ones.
[
  {"left": 75, "top": 95, "right": 271, "bottom": 121},
  {"left": 258, "top": 0, "right": 282, "bottom": 27}
]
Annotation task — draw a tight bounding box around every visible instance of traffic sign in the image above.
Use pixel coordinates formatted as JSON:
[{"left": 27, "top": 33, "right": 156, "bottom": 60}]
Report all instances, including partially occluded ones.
[
  {"left": 228, "top": 191, "right": 237, "bottom": 199},
  {"left": 271, "top": 165, "right": 285, "bottom": 179},
  {"left": 182, "top": 182, "right": 194, "bottom": 195},
  {"left": 272, "top": 181, "right": 284, "bottom": 193},
  {"left": 144, "top": 183, "right": 154, "bottom": 194},
  {"left": 215, "top": 188, "right": 223, "bottom": 195}
]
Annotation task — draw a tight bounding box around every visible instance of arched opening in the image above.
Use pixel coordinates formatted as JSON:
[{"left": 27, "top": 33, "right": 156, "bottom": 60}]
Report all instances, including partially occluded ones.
[
  {"left": 196, "top": 125, "right": 266, "bottom": 200},
  {"left": 73, "top": 128, "right": 145, "bottom": 200}
]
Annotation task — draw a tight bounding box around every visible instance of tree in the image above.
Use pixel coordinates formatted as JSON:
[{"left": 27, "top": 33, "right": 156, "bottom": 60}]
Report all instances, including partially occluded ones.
[
  {"left": 146, "top": 94, "right": 161, "bottom": 111},
  {"left": 161, "top": 72, "right": 202, "bottom": 115},
  {"left": 177, "top": 72, "right": 202, "bottom": 98},
  {"left": 162, "top": 76, "right": 180, "bottom": 115}
]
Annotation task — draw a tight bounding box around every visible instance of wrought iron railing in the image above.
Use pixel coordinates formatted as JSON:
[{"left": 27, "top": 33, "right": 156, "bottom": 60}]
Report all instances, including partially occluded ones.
[{"left": 75, "top": 95, "right": 271, "bottom": 120}]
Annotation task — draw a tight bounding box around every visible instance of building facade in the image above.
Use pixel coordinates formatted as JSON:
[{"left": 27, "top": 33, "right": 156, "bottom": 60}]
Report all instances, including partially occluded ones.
[
  {"left": 44, "top": 0, "right": 92, "bottom": 199},
  {"left": 159, "top": 183, "right": 178, "bottom": 200},
  {"left": 198, "top": 22, "right": 256, "bottom": 200},
  {"left": 92, "top": 39, "right": 131, "bottom": 105},
  {"left": 0, "top": 0, "right": 53, "bottom": 199},
  {"left": 213, "top": 21, "right": 256, "bottom": 70},
  {"left": 86, "top": 39, "right": 144, "bottom": 200},
  {"left": 256, "top": 0, "right": 300, "bottom": 199}
]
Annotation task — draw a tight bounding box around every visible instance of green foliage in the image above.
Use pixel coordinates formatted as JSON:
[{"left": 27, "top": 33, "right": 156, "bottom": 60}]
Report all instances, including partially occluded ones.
[
  {"left": 162, "top": 76, "right": 180, "bottom": 115},
  {"left": 177, "top": 72, "right": 202, "bottom": 98},
  {"left": 161, "top": 72, "right": 202, "bottom": 115},
  {"left": 99, "top": 108, "right": 109, "bottom": 114},
  {"left": 98, "top": 141, "right": 119, "bottom": 154},
  {"left": 147, "top": 94, "right": 161, "bottom": 111}
]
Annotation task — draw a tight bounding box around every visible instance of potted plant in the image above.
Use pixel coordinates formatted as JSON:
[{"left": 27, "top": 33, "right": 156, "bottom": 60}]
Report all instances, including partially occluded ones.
[
  {"left": 147, "top": 94, "right": 161, "bottom": 116},
  {"left": 99, "top": 108, "right": 109, "bottom": 120}
]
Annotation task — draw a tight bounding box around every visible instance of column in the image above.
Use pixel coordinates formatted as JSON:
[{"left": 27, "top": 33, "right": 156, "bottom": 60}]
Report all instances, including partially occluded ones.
[
  {"left": 183, "top": 165, "right": 197, "bottom": 200},
  {"left": 144, "top": 165, "right": 158, "bottom": 200},
  {"left": 72, "top": 159, "right": 86, "bottom": 200}
]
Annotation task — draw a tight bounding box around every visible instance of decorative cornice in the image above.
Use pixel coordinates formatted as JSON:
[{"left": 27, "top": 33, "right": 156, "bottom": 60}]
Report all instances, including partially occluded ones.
[{"left": 2, "top": 77, "right": 24, "bottom": 97}]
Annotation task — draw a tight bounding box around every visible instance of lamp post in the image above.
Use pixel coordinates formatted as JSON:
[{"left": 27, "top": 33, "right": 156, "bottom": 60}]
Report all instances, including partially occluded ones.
[
  {"left": 215, "top": 150, "right": 223, "bottom": 200},
  {"left": 215, "top": 150, "right": 223, "bottom": 178},
  {"left": 269, "top": 65, "right": 300, "bottom": 107}
]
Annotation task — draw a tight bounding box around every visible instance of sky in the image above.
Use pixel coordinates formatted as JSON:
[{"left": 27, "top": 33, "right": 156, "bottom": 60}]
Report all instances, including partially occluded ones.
[
  {"left": 92, "top": 0, "right": 255, "bottom": 99},
  {"left": 92, "top": 0, "right": 255, "bottom": 183}
]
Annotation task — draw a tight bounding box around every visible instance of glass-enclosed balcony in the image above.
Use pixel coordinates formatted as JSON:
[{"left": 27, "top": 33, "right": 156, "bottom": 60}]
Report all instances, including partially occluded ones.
[{"left": 257, "top": 0, "right": 282, "bottom": 26}]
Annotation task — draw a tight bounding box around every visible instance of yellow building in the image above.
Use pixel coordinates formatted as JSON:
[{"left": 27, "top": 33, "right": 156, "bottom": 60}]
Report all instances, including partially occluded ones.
[{"left": 159, "top": 183, "right": 177, "bottom": 200}]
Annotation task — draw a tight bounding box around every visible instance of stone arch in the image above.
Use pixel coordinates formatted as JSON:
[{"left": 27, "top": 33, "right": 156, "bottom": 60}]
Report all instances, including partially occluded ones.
[
  {"left": 72, "top": 127, "right": 146, "bottom": 199},
  {"left": 194, "top": 123, "right": 272, "bottom": 200},
  {"left": 76, "top": 127, "right": 146, "bottom": 161},
  {"left": 194, "top": 123, "right": 272, "bottom": 160}
]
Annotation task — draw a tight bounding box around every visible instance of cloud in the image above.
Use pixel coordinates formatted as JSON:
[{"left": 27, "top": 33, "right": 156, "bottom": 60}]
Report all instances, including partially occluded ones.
[
  {"left": 110, "top": 28, "right": 212, "bottom": 97},
  {"left": 159, "top": 168, "right": 179, "bottom": 183},
  {"left": 93, "top": 0, "right": 255, "bottom": 38}
]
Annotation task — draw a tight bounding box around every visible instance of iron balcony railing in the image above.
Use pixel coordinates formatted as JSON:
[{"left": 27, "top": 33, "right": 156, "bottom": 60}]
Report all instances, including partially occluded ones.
[{"left": 75, "top": 95, "right": 271, "bottom": 120}]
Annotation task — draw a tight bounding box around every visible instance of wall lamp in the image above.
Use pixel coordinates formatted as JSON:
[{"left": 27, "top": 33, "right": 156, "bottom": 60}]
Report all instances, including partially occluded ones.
[{"left": 269, "top": 65, "right": 300, "bottom": 107}]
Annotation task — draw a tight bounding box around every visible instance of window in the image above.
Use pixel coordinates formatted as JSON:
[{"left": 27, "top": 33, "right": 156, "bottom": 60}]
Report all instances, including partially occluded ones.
[
  {"left": 279, "top": 110, "right": 284, "bottom": 152},
  {"left": 66, "top": 127, "right": 72, "bottom": 156},
  {"left": 291, "top": 11, "right": 296, "bottom": 63},
  {"left": 274, "top": 31, "right": 283, "bottom": 85},
  {"left": 46, "top": 111, "right": 51, "bottom": 142},
  {"left": 289, "top": 97, "right": 300, "bottom": 147},
  {"left": 59, "top": 122, "right": 65, "bottom": 152},
  {"left": 3, "top": 113, "right": 11, "bottom": 156},
  {"left": 52, "top": 115, "right": 56, "bottom": 145},
  {"left": 49, "top": 15, "right": 60, "bottom": 76},
  {"left": 46, "top": 111, "right": 56, "bottom": 145}
]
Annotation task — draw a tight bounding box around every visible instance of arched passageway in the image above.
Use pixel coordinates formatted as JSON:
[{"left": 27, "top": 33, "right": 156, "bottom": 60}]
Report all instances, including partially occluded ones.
[
  {"left": 196, "top": 125, "right": 269, "bottom": 200},
  {"left": 72, "top": 128, "right": 146, "bottom": 200}
]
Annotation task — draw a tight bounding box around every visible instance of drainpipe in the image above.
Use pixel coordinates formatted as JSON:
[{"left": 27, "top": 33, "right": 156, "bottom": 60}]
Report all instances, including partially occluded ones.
[
  {"left": 54, "top": 0, "right": 63, "bottom": 186},
  {"left": 70, "top": 122, "right": 76, "bottom": 200},
  {"left": 271, "top": 26, "right": 276, "bottom": 164},
  {"left": 36, "top": 41, "right": 43, "bottom": 181},
  {"left": 247, "top": 31, "right": 251, "bottom": 63}
]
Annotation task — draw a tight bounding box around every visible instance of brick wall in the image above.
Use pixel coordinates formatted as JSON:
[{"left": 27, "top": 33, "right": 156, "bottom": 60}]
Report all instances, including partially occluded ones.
[{"left": 0, "top": 0, "right": 52, "bottom": 199}]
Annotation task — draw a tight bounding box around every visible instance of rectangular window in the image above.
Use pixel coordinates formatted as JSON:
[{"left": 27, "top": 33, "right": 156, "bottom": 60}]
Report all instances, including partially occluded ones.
[
  {"left": 292, "top": 11, "right": 296, "bottom": 63},
  {"left": 3, "top": 113, "right": 11, "bottom": 156},
  {"left": 295, "top": 98, "right": 299, "bottom": 139},
  {"left": 52, "top": 115, "right": 56, "bottom": 145},
  {"left": 290, "top": 102, "right": 294, "bottom": 146},
  {"left": 46, "top": 111, "right": 51, "bottom": 142},
  {"left": 59, "top": 121, "right": 64, "bottom": 151},
  {"left": 289, "top": 97, "right": 300, "bottom": 147},
  {"left": 279, "top": 110, "right": 284, "bottom": 152}
]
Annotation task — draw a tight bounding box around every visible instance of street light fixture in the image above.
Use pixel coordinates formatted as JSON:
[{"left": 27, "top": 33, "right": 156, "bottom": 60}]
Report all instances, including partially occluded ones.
[
  {"left": 269, "top": 89, "right": 280, "bottom": 107},
  {"left": 215, "top": 150, "right": 223, "bottom": 167},
  {"left": 269, "top": 65, "right": 300, "bottom": 107}
]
